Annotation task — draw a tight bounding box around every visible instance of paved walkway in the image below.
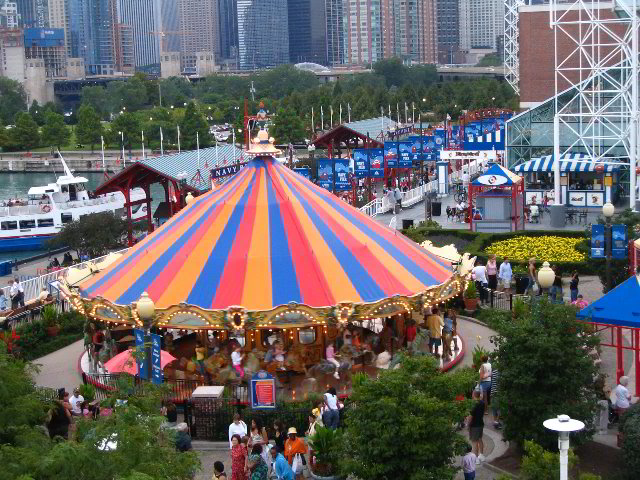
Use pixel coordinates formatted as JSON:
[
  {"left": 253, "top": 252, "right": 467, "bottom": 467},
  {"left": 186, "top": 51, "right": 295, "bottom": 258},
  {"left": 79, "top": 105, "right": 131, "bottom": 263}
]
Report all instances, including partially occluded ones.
[{"left": 32, "top": 339, "right": 84, "bottom": 393}]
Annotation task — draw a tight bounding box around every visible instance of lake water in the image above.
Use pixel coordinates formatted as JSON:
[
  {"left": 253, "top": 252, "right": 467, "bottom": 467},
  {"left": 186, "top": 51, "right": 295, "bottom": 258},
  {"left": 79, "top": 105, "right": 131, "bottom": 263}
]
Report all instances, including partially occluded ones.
[{"left": 0, "top": 172, "right": 165, "bottom": 263}]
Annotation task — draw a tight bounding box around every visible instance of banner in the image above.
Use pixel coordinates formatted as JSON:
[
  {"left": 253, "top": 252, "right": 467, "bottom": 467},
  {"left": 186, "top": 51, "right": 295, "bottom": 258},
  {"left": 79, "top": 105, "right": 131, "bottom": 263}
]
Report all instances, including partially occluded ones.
[
  {"left": 591, "top": 224, "right": 605, "bottom": 258},
  {"left": 384, "top": 142, "right": 398, "bottom": 168},
  {"left": 251, "top": 370, "right": 276, "bottom": 409},
  {"left": 293, "top": 167, "right": 311, "bottom": 180},
  {"left": 211, "top": 162, "right": 246, "bottom": 179},
  {"left": 612, "top": 224, "right": 628, "bottom": 259},
  {"left": 151, "top": 333, "right": 163, "bottom": 384},
  {"left": 397, "top": 142, "right": 414, "bottom": 167},
  {"left": 369, "top": 149, "right": 384, "bottom": 178},
  {"left": 334, "top": 158, "right": 351, "bottom": 191},
  {"left": 134, "top": 328, "right": 148, "bottom": 379},
  {"left": 316, "top": 158, "right": 334, "bottom": 191},
  {"left": 353, "top": 149, "right": 369, "bottom": 178}
]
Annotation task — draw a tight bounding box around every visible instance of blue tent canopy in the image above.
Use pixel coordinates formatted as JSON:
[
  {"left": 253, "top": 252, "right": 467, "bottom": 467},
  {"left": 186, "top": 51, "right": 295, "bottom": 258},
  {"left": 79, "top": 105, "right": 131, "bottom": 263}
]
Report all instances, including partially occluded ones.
[
  {"left": 577, "top": 275, "right": 640, "bottom": 327},
  {"left": 471, "top": 164, "right": 522, "bottom": 187}
]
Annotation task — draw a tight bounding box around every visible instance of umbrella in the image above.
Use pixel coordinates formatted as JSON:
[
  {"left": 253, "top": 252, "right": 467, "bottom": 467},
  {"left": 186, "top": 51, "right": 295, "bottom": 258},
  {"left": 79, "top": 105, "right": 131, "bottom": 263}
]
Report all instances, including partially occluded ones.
[{"left": 104, "top": 348, "right": 176, "bottom": 375}]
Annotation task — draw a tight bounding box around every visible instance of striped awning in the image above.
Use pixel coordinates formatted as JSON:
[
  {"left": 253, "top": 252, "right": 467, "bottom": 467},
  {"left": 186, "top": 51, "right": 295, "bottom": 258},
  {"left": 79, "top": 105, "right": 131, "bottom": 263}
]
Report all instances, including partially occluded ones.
[
  {"left": 513, "top": 154, "right": 621, "bottom": 173},
  {"left": 78, "top": 156, "right": 454, "bottom": 313}
]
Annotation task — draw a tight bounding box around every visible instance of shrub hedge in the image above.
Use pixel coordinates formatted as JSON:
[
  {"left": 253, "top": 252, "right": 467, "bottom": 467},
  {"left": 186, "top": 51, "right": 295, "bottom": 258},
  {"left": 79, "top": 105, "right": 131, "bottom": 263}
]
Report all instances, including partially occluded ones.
[
  {"left": 14, "top": 310, "right": 86, "bottom": 360},
  {"left": 403, "top": 227, "right": 627, "bottom": 278}
]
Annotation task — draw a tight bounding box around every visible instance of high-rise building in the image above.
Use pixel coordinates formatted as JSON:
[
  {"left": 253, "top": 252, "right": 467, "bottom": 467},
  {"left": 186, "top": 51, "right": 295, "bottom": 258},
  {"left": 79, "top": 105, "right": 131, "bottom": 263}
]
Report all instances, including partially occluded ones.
[
  {"left": 48, "top": 0, "right": 71, "bottom": 57},
  {"left": 417, "top": 0, "right": 437, "bottom": 64},
  {"left": 287, "top": 0, "right": 326, "bottom": 65},
  {"left": 1, "top": 2, "right": 21, "bottom": 28},
  {"left": 113, "top": 22, "right": 133, "bottom": 73},
  {"left": 24, "top": 26, "right": 66, "bottom": 77},
  {"left": 158, "top": 0, "right": 179, "bottom": 53},
  {"left": 381, "top": 0, "right": 436, "bottom": 64},
  {"left": 325, "top": 0, "right": 345, "bottom": 66},
  {"left": 15, "top": 0, "right": 48, "bottom": 27},
  {"left": 218, "top": 0, "right": 237, "bottom": 64},
  {"left": 116, "top": 0, "right": 161, "bottom": 71},
  {"left": 435, "top": 0, "right": 459, "bottom": 64},
  {"left": 69, "top": 0, "right": 115, "bottom": 75},
  {"left": 236, "top": 0, "right": 288, "bottom": 70},
  {"left": 178, "top": 0, "right": 218, "bottom": 73},
  {"left": 459, "top": 0, "right": 504, "bottom": 52},
  {"left": 343, "top": 0, "right": 383, "bottom": 65}
]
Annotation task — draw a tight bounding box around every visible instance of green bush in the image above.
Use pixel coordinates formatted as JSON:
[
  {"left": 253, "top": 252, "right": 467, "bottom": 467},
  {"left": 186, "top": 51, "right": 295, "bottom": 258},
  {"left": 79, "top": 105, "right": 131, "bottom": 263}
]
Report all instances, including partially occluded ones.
[
  {"left": 464, "top": 281, "right": 477, "bottom": 299},
  {"left": 14, "top": 310, "right": 86, "bottom": 360},
  {"left": 620, "top": 403, "right": 640, "bottom": 479},
  {"left": 78, "top": 383, "right": 96, "bottom": 402},
  {"left": 521, "top": 440, "right": 577, "bottom": 480}
]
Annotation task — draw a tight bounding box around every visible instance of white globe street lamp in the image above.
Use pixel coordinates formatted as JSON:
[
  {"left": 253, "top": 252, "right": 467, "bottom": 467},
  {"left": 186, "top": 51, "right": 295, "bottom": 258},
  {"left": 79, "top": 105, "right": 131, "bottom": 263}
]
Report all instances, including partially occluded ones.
[
  {"left": 543, "top": 415, "right": 585, "bottom": 480},
  {"left": 185, "top": 192, "right": 194, "bottom": 204},
  {"left": 537, "top": 261, "right": 555, "bottom": 292}
]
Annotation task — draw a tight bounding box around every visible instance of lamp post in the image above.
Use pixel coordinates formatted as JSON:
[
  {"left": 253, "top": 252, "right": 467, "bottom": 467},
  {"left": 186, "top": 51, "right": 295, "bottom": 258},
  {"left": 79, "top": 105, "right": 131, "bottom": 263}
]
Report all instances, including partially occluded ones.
[
  {"left": 308, "top": 144, "right": 316, "bottom": 163},
  {"left": 136, "top": 292, "right": 155, "bottom": 380},
  {"left": 543, "top": 415, "right": 585, "bottom": 480},
  {"left": 537, "top": 261, "right": 555, "bottom": 296},
  {"left": 118, "top": 131, "right": 125, "bottom": 167},
  {"left": 177, "top": 171, "right": 188, "bottom": 207},
  {"left": 185, "top": 192, "right": 195, "bottom": 204},
  {"left": 602, "top": 202, "right": 615, "bottom": 292}
]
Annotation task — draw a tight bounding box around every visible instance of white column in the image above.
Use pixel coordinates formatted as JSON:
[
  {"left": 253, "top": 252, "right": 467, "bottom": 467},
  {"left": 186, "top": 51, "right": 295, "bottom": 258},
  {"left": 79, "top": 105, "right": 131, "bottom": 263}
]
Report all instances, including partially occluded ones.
[
  {"left": 558, "top": 435, "right": 569, "bottom": 480},
  {"left": 631, "top": 0, "right": 638, "bottom": 211},
  {"left": 553, "top": 114, "right": 561, "bottom": 204}
]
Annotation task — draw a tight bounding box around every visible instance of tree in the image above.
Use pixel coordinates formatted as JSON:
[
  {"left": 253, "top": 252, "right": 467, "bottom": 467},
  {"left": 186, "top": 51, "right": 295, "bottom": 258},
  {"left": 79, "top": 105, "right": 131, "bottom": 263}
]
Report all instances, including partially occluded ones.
[
  {"left": 338, "top": 355, "right": 476, "bottom": 480},
  {"left": 107, "top": 76, "right": 149, "bottom": 113},
  {"left": 179, "top": 102, "right": 211, "bottom": 150},
  {"left": 12, "top": 112, "right": 40, "bottom": 150},
  {"left": 488, "top": 300, "right": 599, "bottom": 450},
  {"left": 29, "top": 100, "right": 45, "bottom": 125},
  {"left": 41, "top": 111, "right": 70, "bottom": 149},
  {"left": 476, "top": 54, "right": 503, "bottom": 67},
  {"left": 46, "top": 211, "right": 129, "bottom": 257},
  {"left": 269, "top": 107, "right": 305, "bottom": 144},
  {"left": 0, "top": 77, "right": 27, "bottom": 125},
  {"left": 76, "top": 104, "right": 104, "bottom": 152},
  {"left": 81, "top": 85, "right": 110, "bottom": 118},
  {"left": 110, "top": 112, "right": 142, "bottom": 152}
]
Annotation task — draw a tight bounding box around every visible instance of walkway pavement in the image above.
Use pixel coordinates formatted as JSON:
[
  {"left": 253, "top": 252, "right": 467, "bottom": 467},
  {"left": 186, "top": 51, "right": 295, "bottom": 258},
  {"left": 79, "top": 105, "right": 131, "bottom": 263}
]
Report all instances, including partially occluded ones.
[{"left": 32, "top": 339, "right": 84, "bottom": 393}]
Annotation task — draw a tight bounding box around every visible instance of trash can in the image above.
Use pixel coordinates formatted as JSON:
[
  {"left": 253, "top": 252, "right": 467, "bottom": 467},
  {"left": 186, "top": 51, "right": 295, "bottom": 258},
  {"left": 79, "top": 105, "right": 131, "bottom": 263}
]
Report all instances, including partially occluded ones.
[
  {"left": 0, "top": 261, "right": 5, "bottom": 276},
  {"left": 431, "top": 201, "right": 442, "bottom": 217},
  {"left": 402, "top": 219, "right": 414, "bottom": 230}
]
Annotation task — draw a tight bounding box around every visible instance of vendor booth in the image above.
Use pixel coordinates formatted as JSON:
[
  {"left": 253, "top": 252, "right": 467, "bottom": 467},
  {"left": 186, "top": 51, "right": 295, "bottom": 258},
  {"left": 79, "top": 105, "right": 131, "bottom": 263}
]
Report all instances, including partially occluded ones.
[
  {"left": 469, "top": 164, "right": 524, "bottom": 233},
  {"left": 513, "top": 153, "right": 622, "bottom": 207}
]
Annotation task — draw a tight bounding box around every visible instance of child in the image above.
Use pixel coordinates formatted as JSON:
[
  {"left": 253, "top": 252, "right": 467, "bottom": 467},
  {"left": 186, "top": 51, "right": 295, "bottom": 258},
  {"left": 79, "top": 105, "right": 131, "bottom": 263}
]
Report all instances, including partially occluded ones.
[
  {"left": 325, "top": 340, "right": 340, "bottom": 380},
  {"left": 273, "top": 340, "right": 286, "bottom": 370},
  {"left": 212, "top": 460, "right": 227, "bottom": 480},
  {"left": 231, "top": 345, "right": 244, "bottom": 377},
  {"left": 462, "top": 443, "right": 477, "bottom": 480}
]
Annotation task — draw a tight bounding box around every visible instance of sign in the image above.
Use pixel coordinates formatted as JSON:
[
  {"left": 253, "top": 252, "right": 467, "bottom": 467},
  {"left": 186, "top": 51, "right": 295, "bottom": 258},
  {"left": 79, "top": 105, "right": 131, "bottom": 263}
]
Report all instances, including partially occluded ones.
[
  {"left": 475, "top": 174, "right": 508, "bottom": 186},
  {"left": 293, "top": 167, "right": 311, "bottom": 180},
  {"left": 397, "top": 142, "right": 414, "bottom": 168},
  {"left": 211, "top": 162, "right": 247, "bottom": 179},
  {"left": 316, "top": 158, "right": 334, "bottom": 191},
  {"left": 151, "top": 333, "right": 163, "bottom": 385},
  {"left": 568, "top": 191, "right": 586, "bottom": 206},
  {"left": 591, "top": 224, "right": 605, "bottom": 258},
  {"left": 439, "top": 150, "right": 499, "bottom": 162},
  {"left": 586, "top": 192, "right": 604, "bottom": 207},
  {"left": 334, "top": 158, "right": 351, "bottom": 191},
  {"left": 383, "top": 143, "right": 398, "bottom": 168},
  {"left": 251, "top": 370, "right": 276, "bottom": 409},
  {"left": 134, "top": 328, "right": 148, "bottom": 379},
  {"left": 612, "top": 224, "right": 628, "bottom": 258},
  {"left": 353, "top": 149, "right": 369, "bottom": 178},
  {"left": 369, "top": 149, "right": 384, "bottom": 178}
]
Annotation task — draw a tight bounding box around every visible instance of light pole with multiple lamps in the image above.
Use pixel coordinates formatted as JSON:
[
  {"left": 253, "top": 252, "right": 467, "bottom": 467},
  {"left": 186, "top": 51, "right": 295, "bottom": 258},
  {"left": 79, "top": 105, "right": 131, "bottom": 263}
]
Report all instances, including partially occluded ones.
[
  {"left": 135, "top": 292, "right": 155, "bottom": 379},
  {"left": 543, "top": 415, "right": 585, "bottom": 480},
  {"left": 602, "top": 202, "right": 615, "bottom": 292}
]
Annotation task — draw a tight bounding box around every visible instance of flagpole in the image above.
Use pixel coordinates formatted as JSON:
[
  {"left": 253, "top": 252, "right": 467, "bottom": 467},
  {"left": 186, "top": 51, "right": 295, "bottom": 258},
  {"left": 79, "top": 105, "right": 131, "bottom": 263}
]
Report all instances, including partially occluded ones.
[
  {"left": 339, "top": 104, "right": 342, "bottom": 125},
  {"left": 330, "top": 105, "right": 333, "bottom": 127},
  {"left": 311, "top": 106, "right": 314, "bottom": 133},
  {"left": 321, "top": 106, "right": 324, "bottom": 130},
  {"left": 160, "top": 127, "right": 164, "bottom": 156},
  {"left": 141, "top": 130, "right": 145, "bottom": 160},
  {"left": 197, "top": 131, "right": 200, "bottom": 169},
  {"left": 388, "top": 104, "right": 391, "bottom": 118},
  {"left": 348, "top": 103, "right": 351, "bottom": 123},
  {"left": 177, "top": 125, "right": 180, "bottom": 153},
  {"left": 216, "top": 139, "right": 219, "bottom": 166},
  {"left": 101, "top": 136, "right": 105, "bottom": 170},
  {"left": 397, "top": 103, "right": 400, "bottom": 124},
  {"left": 412, "top": 102, "right": 415, "bottom": 125}
]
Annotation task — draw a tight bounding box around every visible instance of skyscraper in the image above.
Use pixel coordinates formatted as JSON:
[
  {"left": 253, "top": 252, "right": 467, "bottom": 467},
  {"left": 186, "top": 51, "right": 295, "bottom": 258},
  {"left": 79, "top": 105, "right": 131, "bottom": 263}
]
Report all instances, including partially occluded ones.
[
  {"left": 0, "top": 2, "right": 21, "bottom": 28},
  {"left": 236, "top": 0, "right": 288, "bottom": 70},
  {"left": 381, "top": 0, "right": 437, "bottom": 64},
  {"left": 459, "top": 0, "right": 504, "bottom": 52},
  {"left": 416, "top": 0, "right": 437, "bottom": 64},
  {"left": 116, "top": 0, "right": 161, "bottom": 70},
  {"left": 68, "top": 0, "right": 115, "bottom": 75},
  {"left": 343, "top": 0, "right": 383, "bottom": 66},
  {"left": 48, "top": 0, "right": 71, "bottom": 57},
  {"left": 218, "top": 0, "right": 237, "bottom": 63},
  {"left": 287, "top": 0, "right": 326, "bottom": 65},
  {"left": 15, "top": 0, "right": 48, "bottom": 27},
  {"left": 435, "top": 0, "right": 459, "bottom": 64},
  {"left": 178, "top": 0, "right": 218, "bottom": 73},
  {"left": 325, "top": 0, "right": 345, "bottom": 66}
]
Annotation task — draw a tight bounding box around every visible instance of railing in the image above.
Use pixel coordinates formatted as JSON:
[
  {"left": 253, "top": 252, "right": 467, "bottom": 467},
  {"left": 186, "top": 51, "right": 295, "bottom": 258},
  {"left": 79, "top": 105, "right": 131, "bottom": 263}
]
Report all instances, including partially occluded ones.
[
  {"left": 0, "top": 196, "right": 119, "bottom": 218},
  {"left": 359, "top": 179, "right": 439, "bottom": 218},
  {"left": 1, "top": 248, "right": 129, "bottom": 303},
  {"left": 486, "top": 289, "right": 529, "bottom": 311}
]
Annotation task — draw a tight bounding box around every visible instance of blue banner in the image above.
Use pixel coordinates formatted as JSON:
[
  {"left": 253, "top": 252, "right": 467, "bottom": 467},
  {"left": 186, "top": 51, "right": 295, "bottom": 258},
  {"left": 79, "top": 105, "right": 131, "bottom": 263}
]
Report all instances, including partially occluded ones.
[
  {"left": 591, "top": 224, "right": 605, "bottom": 258},
  {"left": 293, "top": 167, "right": 311, "bottom": 180},
  {"left": 251, "top": 370, "right": 276, "bottom": 409},
  {"left": 384, "top": 142, "right": 398, "bottom": 168},
  {"left": 134, "top": 328, "right": 148, "bottom": 379},
  {"left": 353, "top": 149, "right": 369, "bottom": 178},
  {"left": 334, "top": 158, "right": 351, "bottom": 191},
  {"left": 151, "top": 333, "right": 163, "bottom": 384},
  {"left": 612, "top": 224, "right": 628, "bottom": 258},
  {"left": 316, "top": 158, "right": 334, "bottom": 191},
  {"left": 398, "top": 142, "right": 414, "bottom": 167},
  {"left": 369, "top": 149, "right": 384, "bottom": 178}
]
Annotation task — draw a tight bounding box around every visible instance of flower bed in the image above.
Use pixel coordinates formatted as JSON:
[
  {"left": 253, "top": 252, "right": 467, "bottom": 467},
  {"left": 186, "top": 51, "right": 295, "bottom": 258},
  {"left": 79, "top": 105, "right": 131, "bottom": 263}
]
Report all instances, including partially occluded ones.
[{"left": 485, "top": 235, "right": 586, "bottom": 262}]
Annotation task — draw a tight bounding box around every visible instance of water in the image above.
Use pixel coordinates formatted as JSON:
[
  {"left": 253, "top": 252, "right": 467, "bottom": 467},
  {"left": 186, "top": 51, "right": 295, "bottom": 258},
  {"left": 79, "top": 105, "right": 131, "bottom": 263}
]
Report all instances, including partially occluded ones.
[{"left": 0, "top": 172, "right": 165, "bottom": 262}]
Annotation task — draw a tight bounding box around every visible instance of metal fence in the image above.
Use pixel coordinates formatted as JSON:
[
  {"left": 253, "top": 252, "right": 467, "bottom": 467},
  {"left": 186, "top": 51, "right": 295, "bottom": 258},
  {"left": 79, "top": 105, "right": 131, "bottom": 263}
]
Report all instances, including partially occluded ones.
[{"left": 486, "top": 289, "right": 529, "bottom": 311}]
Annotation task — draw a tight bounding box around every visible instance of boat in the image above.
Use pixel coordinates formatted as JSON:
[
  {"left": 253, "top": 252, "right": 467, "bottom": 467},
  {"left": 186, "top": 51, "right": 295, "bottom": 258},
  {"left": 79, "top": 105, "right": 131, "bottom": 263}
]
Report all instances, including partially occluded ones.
[{"left": 0, "top": 154, "right": 146, "bottom": 252}]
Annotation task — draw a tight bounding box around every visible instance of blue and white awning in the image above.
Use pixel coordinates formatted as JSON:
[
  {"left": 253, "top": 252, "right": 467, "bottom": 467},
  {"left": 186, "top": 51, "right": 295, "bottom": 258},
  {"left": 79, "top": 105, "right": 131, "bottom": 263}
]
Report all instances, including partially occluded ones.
[{"left": 513, "top": 153, "right": 621, "bottom": 173}]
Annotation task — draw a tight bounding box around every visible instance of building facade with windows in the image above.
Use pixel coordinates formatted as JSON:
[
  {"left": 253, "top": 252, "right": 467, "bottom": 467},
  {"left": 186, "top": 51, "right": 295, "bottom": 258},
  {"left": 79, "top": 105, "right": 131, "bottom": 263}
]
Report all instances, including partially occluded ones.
[
  {"left": 287, "top": 0, "right": 327, "bottom": 65},
  {"left": 178, "top": 0, "right": 218, "bottom": 73},
  {"left": 237, "top": 0, "right": 288, "bottom": 70}
]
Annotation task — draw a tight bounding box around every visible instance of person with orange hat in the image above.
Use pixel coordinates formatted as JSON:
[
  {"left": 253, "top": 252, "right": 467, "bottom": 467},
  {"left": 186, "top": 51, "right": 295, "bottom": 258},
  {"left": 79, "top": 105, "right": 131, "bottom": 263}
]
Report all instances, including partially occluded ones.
[{"left": 284, "top": 427, "right": 307, "bottom": 479}]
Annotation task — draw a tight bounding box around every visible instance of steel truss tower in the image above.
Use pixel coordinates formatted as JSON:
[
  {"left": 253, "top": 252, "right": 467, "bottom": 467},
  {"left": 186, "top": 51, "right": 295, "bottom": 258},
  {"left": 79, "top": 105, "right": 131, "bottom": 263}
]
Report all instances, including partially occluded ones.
[{"left": 504, "top": 0, "right": 525, "bottom": 94}]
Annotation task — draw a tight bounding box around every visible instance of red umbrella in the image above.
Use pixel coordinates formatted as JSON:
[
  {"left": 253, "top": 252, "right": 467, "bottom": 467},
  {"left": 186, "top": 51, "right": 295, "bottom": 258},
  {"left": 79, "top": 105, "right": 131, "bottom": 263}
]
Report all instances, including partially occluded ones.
[{"left": 104, "top": 348, "right": 177, "bottom": 375}]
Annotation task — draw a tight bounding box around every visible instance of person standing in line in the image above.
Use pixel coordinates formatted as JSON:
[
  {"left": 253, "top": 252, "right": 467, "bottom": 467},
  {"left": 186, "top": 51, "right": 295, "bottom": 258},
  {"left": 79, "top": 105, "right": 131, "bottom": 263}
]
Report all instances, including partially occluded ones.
[
  {"left": 498, "top": 256, "right": 512, "bottom": 292},
  {"left": 9, "top": 279, "right": 18, "bottom": 309},
  {"left": 13, "top": 277, "right": 24, "bottom": 307},
  {"left": 0, "top": 289, "right": 7, "bottom": 311},
  {"left": 230, "top": 434, "right": 248, "bottom": 480},
  {"left": 270, "top": 445, "right": 295, "bottom": 480},
  {"left": 272, "top": 420, "right": 286, "bottom": 454},
  {"left": 478, "top": 355, "right": 492, "bottom": 412},
  {"left": 247, "top": 444, "right": 269, "bottom": 480},
  {"left": 229, "top": 413, "right": 248, "bottom": 449},
  {"left": 472, "top": 262, "right": 489, "bottom": 305},
  {"left": 527, "top": 258, "right": 539, "bottom": 296},
  {"left": 551, "top": 266, "right": 563, "bottom": 303},
  {"left": 461, "top": 443, "right": 477, "bottom": 480},
  {"left": 426, "top": 307, "right": 444, "bottom": 357},
  {"left": 322, "top": 387, "right": 340, "bottom": 430},
  {"left": 213, "top": 460, "right": 228, "bottom": 480},
  {"left": 486, "top": 255, "right": 498, "bottom": 291},
  {"left": 405, "top": 319, "right": 417, "bottom": 350},
  {"left": 466, "top": 388, "right": 486, "bottom": 464},
  {"left": 284, "top": 427, "right": 307, "bottom": 479},
  {"left": 394, "top": 185, "right": 402, "bottom": 213},
  {"left": 570, "top": 271, "right": 580, "bottom": 302}
]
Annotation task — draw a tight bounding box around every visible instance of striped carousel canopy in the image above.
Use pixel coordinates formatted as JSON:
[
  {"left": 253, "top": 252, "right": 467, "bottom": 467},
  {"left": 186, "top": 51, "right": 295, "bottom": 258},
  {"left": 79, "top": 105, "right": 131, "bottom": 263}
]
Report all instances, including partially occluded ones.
[
  {"left": 78, "top": 156, "right": 453, "bottom": 313},
  {"left": 513, "top": 153, "right": 622, "bottom": 173}
]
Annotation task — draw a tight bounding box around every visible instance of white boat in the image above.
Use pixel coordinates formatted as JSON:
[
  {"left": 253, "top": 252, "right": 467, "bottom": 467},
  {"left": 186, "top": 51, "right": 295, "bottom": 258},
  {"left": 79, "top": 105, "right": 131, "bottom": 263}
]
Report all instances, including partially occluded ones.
[{"left": 0, "top": 155, "right": 146, "bottom": 252}]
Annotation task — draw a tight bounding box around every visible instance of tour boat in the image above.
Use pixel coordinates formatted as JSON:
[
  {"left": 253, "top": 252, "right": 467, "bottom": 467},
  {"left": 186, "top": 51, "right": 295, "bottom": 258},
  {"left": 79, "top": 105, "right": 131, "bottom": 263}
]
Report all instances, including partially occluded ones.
[{"left": 0, "top": 155, "right": 146, "bottom": 252}]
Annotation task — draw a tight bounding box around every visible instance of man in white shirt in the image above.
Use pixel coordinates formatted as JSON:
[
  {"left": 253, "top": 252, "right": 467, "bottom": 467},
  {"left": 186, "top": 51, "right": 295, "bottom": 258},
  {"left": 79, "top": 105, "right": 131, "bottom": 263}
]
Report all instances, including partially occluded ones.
[
  {"left": 498, "top": 256, "right": 513, "bottom": 292},
  {"left": 228, "top": 413, "right": 247, "bottom": 448},
  {"left": 69, "top": 387, "right": 84, "bottom": 416},
  {"left": 614, "top": 376, "right": 632, "bottom": 413},
  {"left": 472, "top": 263, "right": 489, "bottom": 305}
]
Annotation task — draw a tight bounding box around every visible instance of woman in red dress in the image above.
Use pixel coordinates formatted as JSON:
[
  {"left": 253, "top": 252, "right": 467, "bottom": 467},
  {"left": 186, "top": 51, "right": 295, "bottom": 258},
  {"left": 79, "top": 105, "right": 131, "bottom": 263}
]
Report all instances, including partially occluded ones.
[{"left": 230, "top": 434, "right": 247, "bottom": 480}]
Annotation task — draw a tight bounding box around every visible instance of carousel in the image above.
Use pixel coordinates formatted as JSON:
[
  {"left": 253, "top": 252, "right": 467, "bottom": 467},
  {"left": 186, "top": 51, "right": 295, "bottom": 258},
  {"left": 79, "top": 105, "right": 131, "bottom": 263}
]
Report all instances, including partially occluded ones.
[{"left": 61, "top": 130, "right": 474, "bottom": 395}]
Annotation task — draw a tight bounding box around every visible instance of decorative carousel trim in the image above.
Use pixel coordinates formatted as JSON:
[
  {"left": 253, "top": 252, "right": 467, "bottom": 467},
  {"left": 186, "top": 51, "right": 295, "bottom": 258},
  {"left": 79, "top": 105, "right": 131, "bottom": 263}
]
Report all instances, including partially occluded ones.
[
  {"left": 333, "top": 303, "right": 354, "bottom": 325},
  {"left": 225, "top": 307, "right": 249, "bottom": 330}
]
